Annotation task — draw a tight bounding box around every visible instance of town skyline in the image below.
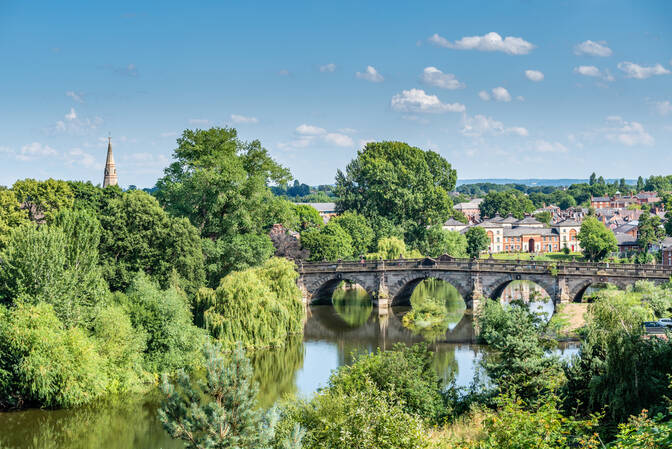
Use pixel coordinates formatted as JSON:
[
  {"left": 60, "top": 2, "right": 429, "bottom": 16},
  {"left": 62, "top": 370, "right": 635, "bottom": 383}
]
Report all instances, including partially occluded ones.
[{"left": 1, "top": 0, "right": 671, "bottom": 188}]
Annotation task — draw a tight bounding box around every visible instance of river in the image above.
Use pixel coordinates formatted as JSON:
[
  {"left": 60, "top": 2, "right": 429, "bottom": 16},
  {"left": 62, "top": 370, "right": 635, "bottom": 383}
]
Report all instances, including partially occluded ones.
[{"left": 0, "top": 280, "right": 578, "bottom": 449}]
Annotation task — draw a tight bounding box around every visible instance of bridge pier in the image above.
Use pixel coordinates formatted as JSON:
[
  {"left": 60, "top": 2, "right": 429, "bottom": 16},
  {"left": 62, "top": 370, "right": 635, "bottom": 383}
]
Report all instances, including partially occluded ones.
[
  {"left": 556, "top": 276, "right": 571, "bottom": 304},
  {"left": 376, "top": 271, "right": 390, "bottom": 315}
]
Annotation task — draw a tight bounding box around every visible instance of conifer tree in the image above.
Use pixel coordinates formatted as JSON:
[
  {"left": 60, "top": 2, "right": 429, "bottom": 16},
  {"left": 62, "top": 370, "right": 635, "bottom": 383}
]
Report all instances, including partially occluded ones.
[{"left": 158, "top": 343, "right": 301, "bottom": 449}]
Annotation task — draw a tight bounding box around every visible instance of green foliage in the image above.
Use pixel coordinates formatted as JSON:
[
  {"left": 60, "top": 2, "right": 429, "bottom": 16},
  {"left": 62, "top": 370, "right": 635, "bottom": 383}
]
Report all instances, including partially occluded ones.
[
  {"left": 479, "top": 190, "right": 535, "bottom": 219},
  {"left": 275, "top": 380, "right": 428, "bottom": 449},
  {"left": 414, "top": 226, "right": 467, "bottom": 258},
  {"left": 12, "top": 178, "right": 74, "bottom": 222},
  {"left": 201, "top": 232, "right": 275, "bottom": 288},
  {"left": 335, "top": 141, "right": 457, "bottom": 243},
  {"left": 478, "top": 300, "right": 564, "bottom": 402},
  {"left": 99, "top": 190, "right": 205, "bottom": 293},
  {"left": 300, "top": 220, "right": 354, "bottom": 261},
  {"left": 0, "top": 210, "right": 108, "bottom": 328},
  {"left": 330, "top": 211, "right": 375, "bottom": 256},
  {"left": 636, "top": 211, "right": 664, "bottom": 250},
  {"left": 606, "top": 410, "right": 672, "bottom": 448},
  {"left": 578, "top": 217, "right": 618, "bottom": 261},
  {"left": 328, "top": 344, "right": 450, "bottom": 423},
  {"left": 159, "top": 343, "right": 289, "bottom": 449},
  {"left": 465, "top": 226, "right": 490, "bottom": 258},
  {"left": 366, "top": 236, "right": 422, "bottom": 260},
  {"left": 0, "top": 189, "right": 29, "bottom": 249},
  {"left": 202, "top": 258, "right": 303, "bottom": 350},
  {"left": 534, "top": 211, "right": 552, "bottom": 226},
  {"left": 292, "top": 204, "right": 323, "bottom": 230},
  {"left": 119, "top": 272, "right": 206, "bottom": 374},
  {"left": 0, "top": 303, "right": 107, "bottom": 409},
  {"left": 91, "top": 305, "right": 147, "bottom": 393}
]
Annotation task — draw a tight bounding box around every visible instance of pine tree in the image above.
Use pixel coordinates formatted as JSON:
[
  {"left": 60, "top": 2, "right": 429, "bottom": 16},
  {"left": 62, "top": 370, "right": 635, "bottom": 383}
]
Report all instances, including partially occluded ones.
[{"left": 158, "top": 343, "right": 300, "bottom": 449}]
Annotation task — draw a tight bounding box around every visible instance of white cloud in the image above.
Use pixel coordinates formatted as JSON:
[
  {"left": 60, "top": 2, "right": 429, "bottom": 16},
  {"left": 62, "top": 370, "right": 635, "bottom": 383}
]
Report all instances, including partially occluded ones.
[
  {"left": 605, "top": 120, "right": 654, "bottom": 146},
  {"left": 160, "top": 131, "right": 179, "bottom": 138},
  {"left": 574, "top": 40, "right": 612, "bottom": 57},
  {"left": 356, "top": 65, "right": 384, "bottom": 83},
  {"left": 278, "top": 69, "right": 290, "bottom": 76},
  {"left": 606, "top": 115, "right": 622, "bottom": 122},
  {"left": 654, "top": 100, "right": 672, "bottom": 116},
  {"left": 428, "top": 31, "right": 534, "bottom": 55},
  {"left": 516, "top": 96, "right": 525, "bottom": 102},
  {"left": 65, "top": 108, "right": 77, "bottom": 121},
  {"left": 420, "top": 67, "right": 465, "bottom": 89},
  {"left": 319, "top": 63, "right": 336, "bottom": 72},
  {"left": 188, "top": 119, "right": 211, "bottom": 126},
  {"left": 296, "top": 124, "right": 326, "bottom": 135},
  {"left": 66, "top": 91, "right": 84, "bottom": 103},
  {"left": 535, "top": 140, "right": 568, "bottom": 153},
  {"left": 618, "top": 61, "right": 671, "bottom": 79},
  {"left": 478, "top": 90, "right": 491, "bottom": 101},
  {"left": 230, "top": 114, "right": 259, "bottom": 124},
  {"left": 324, "top": 133, "right": 354, "bottom": 147},
  {"left": 461, "top": 114, "right": 528, "bottom": 137},
  {"left": 18, "top": 142, "right": 58, "bottom": 161},
  {"left": 391, "top": 88, "right": 465, "bottom": 113},
  {"left": 574, "top": 65, "right": 601, "bottom": 77},
  {"left": 67, "top": 148, "right": 100, "bottom": 169},
  {"left": 525, "top": 70, "right": 544, "bottom": 82},
  {"left": 491, "top": 87, "right": 511, "bottom": 102}
]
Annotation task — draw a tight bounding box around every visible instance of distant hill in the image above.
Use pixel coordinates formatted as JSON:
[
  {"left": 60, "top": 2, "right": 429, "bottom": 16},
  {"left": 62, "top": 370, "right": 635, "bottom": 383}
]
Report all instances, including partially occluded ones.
[{"left": 457, "top": 178, "right": 636, "bottom": 187}]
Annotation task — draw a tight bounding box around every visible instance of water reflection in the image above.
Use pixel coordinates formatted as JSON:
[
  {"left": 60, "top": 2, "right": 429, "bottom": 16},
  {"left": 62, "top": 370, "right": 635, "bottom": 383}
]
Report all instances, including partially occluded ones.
[
  {"left": 332, "top": 282, "right": 373, "bottom": 327},
  {"left": 500, "top": 280, "right": 554, "bottom": 321},
  {"left": 401, "top": 278, "right": 467, "bottom": 341}
]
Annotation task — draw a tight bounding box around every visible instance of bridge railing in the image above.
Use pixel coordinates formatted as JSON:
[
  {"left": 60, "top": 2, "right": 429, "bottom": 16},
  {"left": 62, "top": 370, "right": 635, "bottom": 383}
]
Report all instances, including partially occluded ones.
[{"left": 297, "top": 257, "right": 672, "bottom": 278}]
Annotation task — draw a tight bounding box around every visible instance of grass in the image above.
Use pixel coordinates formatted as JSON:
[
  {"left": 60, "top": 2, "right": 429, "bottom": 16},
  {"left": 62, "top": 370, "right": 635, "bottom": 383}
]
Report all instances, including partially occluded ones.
[
  {"left": 480, "top": 252, "right": 584, "bottom": 262},
  {"left": 548, "top": 303, "right": 589, "bottom": 339}
]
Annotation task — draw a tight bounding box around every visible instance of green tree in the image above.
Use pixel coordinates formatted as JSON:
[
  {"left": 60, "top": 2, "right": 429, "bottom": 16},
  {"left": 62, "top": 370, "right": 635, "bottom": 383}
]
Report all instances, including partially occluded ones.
[
  {"left": 335, "top": 141, "right": 457, "bottom": 242},
  {"left": 414, "top": 226, "right": 467, "bottom": 258},
  {"left": 577, "top": 217, "right": 618, "bottom": 261},
  {"left": 201, "top": 233, "right": 275, "bottom": 288},
  {"left": 118, "top": 272, "right": 206, "bottom": 374},
  {"left": 292, "top": 204, "right": 322, "bottom": 230},
  {"left": 198, "top": 258, "right": 303, "bottom": 350},
  {"left": 637, "top": 211, "right": 664, "bottom": 251},
  {"left": 12, "top": 178, "right": 74, "bottom": 222},
  {"left": 0, "top": 189, "right": 29, "bottom": 248},
  {"left": 534, "top": 211, "right": 552, "bottom": 226},
  {"left": 366, "top": 236, "right": 421, "bottom": 260},
  {"left": 636, "top": 176, "right": 644, "bottom": 191},
  {"left": 0, "top": 211, "right": 108, "bottom": 328},
  {"left": 465, "top": 226, "right": 490, "bottom": 258},
  {"left": 589, "top": 172, "right": 597, "bottom": 186},
  {"left": 300, "top": 221, "right": 353, "bottom": 261},
  {"left": 159, "top": 343, "right": 293, "bottom": 449},
  {"left": 98, "top": 190, "right": 205, "bottom": 293},
  {"left": 330, "top": 211, "right": 375, "bottom": 257},
  {"left": 479, "top": 190, "right": 535, "bottom": 219}
]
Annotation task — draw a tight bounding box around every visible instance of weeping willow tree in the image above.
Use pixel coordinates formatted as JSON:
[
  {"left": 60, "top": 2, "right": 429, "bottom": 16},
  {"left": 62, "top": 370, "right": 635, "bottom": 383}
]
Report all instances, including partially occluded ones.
[{"left": 197, "top": 258, "right": 304, "bottom": 349}]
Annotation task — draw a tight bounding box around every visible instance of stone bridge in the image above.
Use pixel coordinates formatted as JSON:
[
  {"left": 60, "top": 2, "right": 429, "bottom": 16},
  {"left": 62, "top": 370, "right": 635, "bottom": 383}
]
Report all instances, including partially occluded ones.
[{"left": 297, "top": 257, "right": 672, "bottom": 309}]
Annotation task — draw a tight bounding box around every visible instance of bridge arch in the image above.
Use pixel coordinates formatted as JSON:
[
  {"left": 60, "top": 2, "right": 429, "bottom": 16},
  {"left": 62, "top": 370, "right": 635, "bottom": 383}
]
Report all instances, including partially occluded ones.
[
  {"left": 389, "top": 272, "right": 471, "bottom": 307},
  {"left": 483, "top": 274, "right": 557, "bottom": 305},
  {"left": 569, "top": 278, "right": 633, "bottom": 303},
  {"left": 305, "top": 273, "right": 377, "bottom": 305}
]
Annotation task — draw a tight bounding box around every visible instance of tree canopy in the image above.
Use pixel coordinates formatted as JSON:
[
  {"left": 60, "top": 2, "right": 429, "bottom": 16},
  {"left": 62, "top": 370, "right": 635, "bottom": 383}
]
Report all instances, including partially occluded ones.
[
  {"left": 479, "top": 190, "right": 535, "bottom": 219},
  {"left": 577, "top": 217, "right": 618, "bottom": 261}
]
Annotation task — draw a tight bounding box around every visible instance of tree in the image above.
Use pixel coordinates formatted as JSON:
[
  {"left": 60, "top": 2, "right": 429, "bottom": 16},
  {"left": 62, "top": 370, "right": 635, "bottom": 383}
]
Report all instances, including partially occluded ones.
[
  {"left": 366, "top": 236, "right": 421, "bottom": 260},
  {"left": 300, "top": 221, "right": 353, "bottom": 261},
  {"left": 335, "top": 141, "right": 457, "bottom": 241},
  {"left": 589, "top": 172, "right": 597, "bottom": 186},
  {"left": 201, "top": 233, "right": 274, "bottom": 288},
  {"left": 12, "top": 178, "right": 74, "bottom": 222},
  {"left": 479, "top": 190, "right": 535, "bottom": 219},
  {"left": 637, "top": 211, "right": 664, "bottom": 251},
  {"left": 465, "top": 226, "right": 490, "bottom": 258},
  {"left": 534, "top": 211, "right": 552, "bottom": 226},
  {"left": 98, "top": 190, "right": 205, "bottom": 293},
  {"left": 636, "top": 176, "right": 645, "bottom": 191},
  {"left": 330, "top": 211, "right": 375, "bottom": 257},
  {"left": 159, "top": 343, "right": 290, "bottom": 449},
  {"left": 0, "top": 210, "right": 108, "bottom": 328},
  {"left": 414, "top": 226, "right": 467, "bottom": 258},
  {"left": 0, "top": 189, "right": 29, "bottom": 248},
  {"left": 577, "top": 217, "right": 618, "bottom": 261},
  {"left": 292, "top": 204, "right": 322, "bottom": 230}
]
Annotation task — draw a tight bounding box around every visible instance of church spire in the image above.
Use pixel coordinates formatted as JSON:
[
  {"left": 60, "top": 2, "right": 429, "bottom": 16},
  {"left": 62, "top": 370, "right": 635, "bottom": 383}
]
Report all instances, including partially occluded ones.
[{"left": 103, "top": 135, "right": 118, "bottom": 188}]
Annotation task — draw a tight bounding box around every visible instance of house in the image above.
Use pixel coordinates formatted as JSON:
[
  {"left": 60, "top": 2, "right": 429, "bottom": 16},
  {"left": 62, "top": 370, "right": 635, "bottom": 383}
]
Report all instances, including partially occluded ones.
[
  {"left": 442, "top": 218, "right": 468, "bottom": 232},
  {"left": 613, "top": 223, "right": 638, "bottom": 238},
  {"left": 591, "top": 196, "right": 611, "bottom": 209},
  {"left": 454, "top": 198, "right": 483, "bottom": 222},
  {"left": 299, "top": 202, "right": 338, "bottom": 223},
  {"left": 616, "top": 234, "right": 639, "bottom": 257}
]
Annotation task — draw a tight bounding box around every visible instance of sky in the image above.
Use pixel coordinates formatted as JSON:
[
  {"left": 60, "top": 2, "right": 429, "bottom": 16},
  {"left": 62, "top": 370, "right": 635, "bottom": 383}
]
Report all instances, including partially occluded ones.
[{"left": 1, "top": 0, "right": 671, "bottom": 188}]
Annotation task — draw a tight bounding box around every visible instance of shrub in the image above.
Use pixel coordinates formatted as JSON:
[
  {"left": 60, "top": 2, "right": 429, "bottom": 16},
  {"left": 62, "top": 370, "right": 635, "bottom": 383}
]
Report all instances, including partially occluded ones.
[{"left": 0, "top": 303, "right": 107, "bottom": 409}]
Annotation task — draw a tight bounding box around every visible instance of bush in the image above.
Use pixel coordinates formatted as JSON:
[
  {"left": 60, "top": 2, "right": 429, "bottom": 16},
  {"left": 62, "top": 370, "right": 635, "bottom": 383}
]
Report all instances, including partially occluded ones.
[
  {"left": 328, "top": 344, "right": 450, "bottom": 423},
  {"left": 119, "top": 272, "right": 206, "bottom": 374},
  {"left": 202, "top": 257, "right": 304, "bottom": 350},
  {"left": 0, "top": 303, "right": 107, "bottom": 409},
  {"left": 301, "top": 221, "right": 354, "bottom": 261}
]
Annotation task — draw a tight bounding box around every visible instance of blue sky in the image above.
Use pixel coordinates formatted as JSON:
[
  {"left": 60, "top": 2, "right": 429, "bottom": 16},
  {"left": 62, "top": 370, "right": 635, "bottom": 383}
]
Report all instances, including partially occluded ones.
[{"left": 1, "top": 0, "right": 671, "bottom": 188}]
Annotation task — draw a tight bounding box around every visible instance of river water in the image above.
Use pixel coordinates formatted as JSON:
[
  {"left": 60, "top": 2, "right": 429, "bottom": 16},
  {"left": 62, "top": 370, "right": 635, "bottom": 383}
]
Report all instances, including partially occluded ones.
[{"left": 0, "top": 280, "right": 577, "bottom": 449}]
